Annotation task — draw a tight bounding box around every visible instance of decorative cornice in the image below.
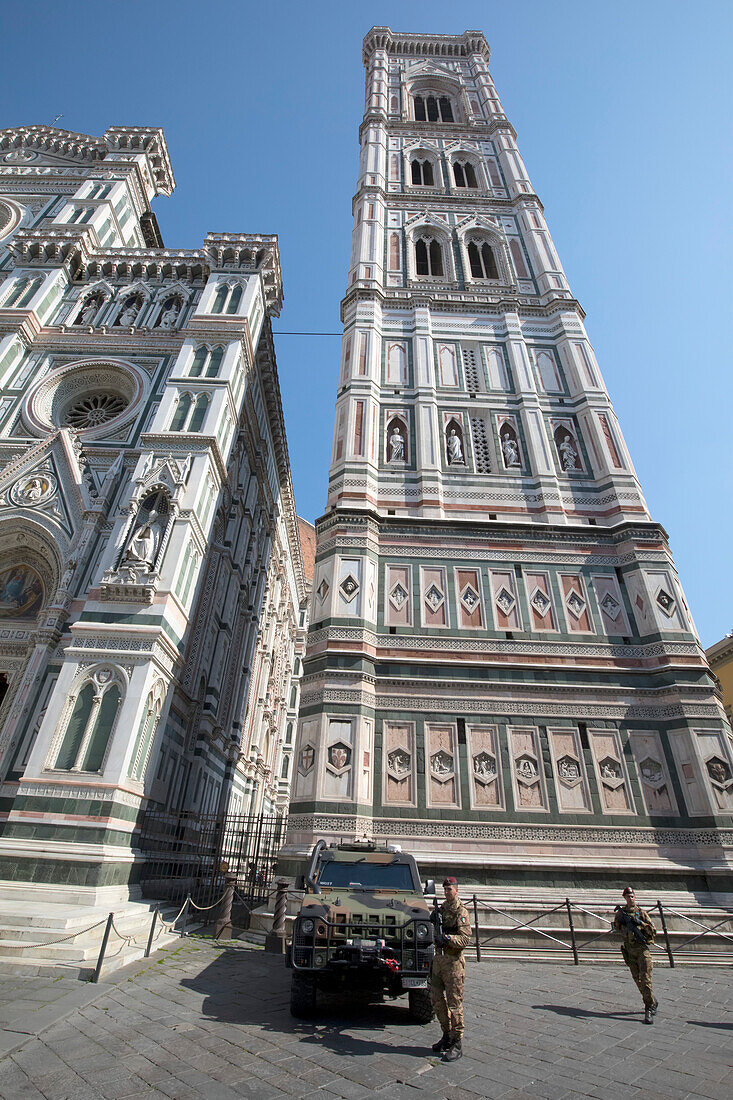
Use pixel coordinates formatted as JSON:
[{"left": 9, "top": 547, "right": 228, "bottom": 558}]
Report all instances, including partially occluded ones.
[{"left": 363, "top": 27, "right": 490, "bottom": 64}]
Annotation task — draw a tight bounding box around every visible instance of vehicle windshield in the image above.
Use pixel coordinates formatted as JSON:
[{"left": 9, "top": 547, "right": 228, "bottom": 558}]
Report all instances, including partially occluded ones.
[{"left": 316, "top": 860, "right": 416, "bottom": 890}]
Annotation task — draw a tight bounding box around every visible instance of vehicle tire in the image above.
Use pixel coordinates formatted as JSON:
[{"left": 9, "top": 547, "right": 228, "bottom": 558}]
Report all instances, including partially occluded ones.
[
  {"left": 408, "top": 988, "right": 434, "bottom": 1023},
  {"left": 290, "top": 974, "right": 316, "bottom": 1018}
]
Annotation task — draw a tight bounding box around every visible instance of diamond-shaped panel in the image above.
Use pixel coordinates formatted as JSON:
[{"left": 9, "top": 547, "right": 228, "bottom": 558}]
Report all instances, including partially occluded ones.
[
  {"left": 425, "top": 584, "right": 444, "bottom": 612},
  {"left": 389, "top": 582, "right": 408, "bottom": 611},
  {"left": 656, "top": 588, "right": 676, "bottom": 616},
  {"left": 530, "top": 588, "right": 550, "bottom": 617},
  {"left": 317, "top": 578, "right": 329, "bottom": 602},
  {"left": 496, "top": 586, "right": 515, "bottom": 615},
  {"left": 566, "top": 589, "right": 586, "bottom": 619},
  {"left": 460, "top": 584, "right": 479, "bottom": 613},
  {"left": 600, "top": 591, "right": 621, "bottom": 620},
  {"left": 339, "top": 574, "right": 359, "bottom": 602}
]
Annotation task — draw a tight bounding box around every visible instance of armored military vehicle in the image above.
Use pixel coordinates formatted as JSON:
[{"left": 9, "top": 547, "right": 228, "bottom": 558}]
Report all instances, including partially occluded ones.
[{"left": 286, "top": 840, "right": 435, "bottom": 1020}]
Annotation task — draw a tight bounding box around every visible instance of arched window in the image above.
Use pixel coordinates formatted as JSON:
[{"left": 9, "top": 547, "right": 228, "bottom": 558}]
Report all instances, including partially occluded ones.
[
  {"left": 415, "top": 236, "right": 444, "bottom": 277},
  {"left": 467, "top": 241, "right": 499, "bottom": 280},
  {"left": 411, "top": 158, "right": 434, "bottom": 186},
  {"left": 281, "top": 756, "right": 290, "bottom": 780},
  {"left": 2, "top": 278, "right": 30, "bottom": 308},
  {"left": 4, "top": 276, "right": 44, "bottom": 309},
  {"left": 453, "top": 161, "right": 478, "bottom": 188},
  {"left": 210, "top": 282, "right": 243, "bottom": 315},
  {"left": 389, "top": 233, "right": 401, "bottom": 270},
  {"left": 16, "top": 276, "right": 44, "bottom": 308},
  {"left": 54, "top": 673, "right": 123, "bottom": 773},
  {"left": 170, "top": 392, "right": 193, "bottom": 431},
  {"left": 67, "top": 206, "right": 94, "bottom": 224},
  {"left": 188, "top": 394, "right": 209, "bottom": 433},
  {"left": 189, "top": 346, "right": 224, "bottom": 378},
  {"left": 413, "top": 94, "right": 454, "bottom": 122}
]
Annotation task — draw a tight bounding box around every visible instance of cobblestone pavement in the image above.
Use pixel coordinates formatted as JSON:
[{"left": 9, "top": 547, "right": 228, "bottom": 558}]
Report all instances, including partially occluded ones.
[{"left": 0, "top": 939, "right": 731, "bottom": 1099}]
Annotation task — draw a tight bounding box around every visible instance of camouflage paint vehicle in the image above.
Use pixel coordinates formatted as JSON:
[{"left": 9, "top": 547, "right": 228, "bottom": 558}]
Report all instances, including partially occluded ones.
[{"left": 286, "top": 840, "right": 436, "bottom": 1020}]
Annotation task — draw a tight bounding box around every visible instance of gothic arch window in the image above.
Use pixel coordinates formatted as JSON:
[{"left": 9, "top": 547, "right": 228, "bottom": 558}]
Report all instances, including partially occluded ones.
[
  {"left": 210, "top": 282, "right": 243, "bottom": 315},
  {"left": 86, "top": 183, "right": 113, "bottom": 200},
  {"left": 130, "top": 681, "right": 165, "bottom": 781},
  {"left": 467, "top": 239, "right": 499, "bottom": 280},
  {"left": 453, "top": 160, "right": 478, "bottom": 188},
  {"left": 52, "top": 669, "right": 124, "bottom": 774},
  {"left": 170, "top": 391, "right": 209, "bottom": 433},
  {"left": 67, "top": 206, "right": 94, "bottom": 224},
  {"left": 415, "top": 235, "right": 444, "bottom": 277},
  {"left": 413, "top": 94, "right": 454, "bottom": 122},
  {"left": 2, "top": 275, "right": 44, "bottom": 309},
  {"left": 189, "top": 345, "right": 224, "bottom": 378},
  {"left": 410, "top": 158, "right": 434, "bottom": 186},
  {"left": 281, "top": 756, "right": 290, "bottom": 779},
  {"left": 388, "top": 232, "right": 401, "bottom": 271}
]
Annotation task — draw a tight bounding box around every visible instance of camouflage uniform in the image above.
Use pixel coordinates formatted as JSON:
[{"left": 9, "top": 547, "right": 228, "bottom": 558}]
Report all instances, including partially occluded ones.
[
  {"left": 430, "top": 896, "right": 472, "bottom": 1040},
  {"left": 613, "top": 904, "right": 656, "bottom": 1008}
]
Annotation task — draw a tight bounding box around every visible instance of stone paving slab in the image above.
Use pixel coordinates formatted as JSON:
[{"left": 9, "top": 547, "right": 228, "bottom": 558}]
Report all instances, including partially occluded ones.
[{"left": 0, "top": 937, "right": 730, "bottom": 1098}]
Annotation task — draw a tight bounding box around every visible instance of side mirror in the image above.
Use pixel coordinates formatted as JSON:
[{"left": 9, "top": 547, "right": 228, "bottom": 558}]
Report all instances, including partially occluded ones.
[{"left": 424, "top": 879, "right": 436, "bottom": 896}]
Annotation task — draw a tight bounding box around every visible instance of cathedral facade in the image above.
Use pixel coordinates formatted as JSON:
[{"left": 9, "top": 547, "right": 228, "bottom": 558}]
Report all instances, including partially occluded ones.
[
  {"left": 286, "top": 29, "right": 733, "bottom": 892},
  {"left": 0, "top": 125, "right": 308, "bottom": 902}
]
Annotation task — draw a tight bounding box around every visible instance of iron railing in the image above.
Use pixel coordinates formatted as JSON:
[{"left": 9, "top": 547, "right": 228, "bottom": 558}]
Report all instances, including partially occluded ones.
[{"left": 136, "top": 809, "right": 287, "bottom": 914}]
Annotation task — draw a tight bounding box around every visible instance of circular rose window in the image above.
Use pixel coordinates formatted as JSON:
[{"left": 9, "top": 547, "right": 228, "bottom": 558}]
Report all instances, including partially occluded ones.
[
  {"left": 64, "top": 393, "right": 127, "bottom": 429},
  {"left": 24, "top": 359, "right": 146, "bottom": 440}
]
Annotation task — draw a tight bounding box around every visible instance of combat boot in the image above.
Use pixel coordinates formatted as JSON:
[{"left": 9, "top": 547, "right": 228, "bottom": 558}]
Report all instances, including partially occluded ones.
[
  {"left": 650, "top": 998, "right": 659, "bottom": 1016},
  {"left": 431, "top": 1032, "right": 450, "bottom": 1053},
  {"left": 442, "top": 1038, "right": 463, "bottom": 1062},
  {"left": 644, "top": 1006, "right": 654, "bottom": 1024}
]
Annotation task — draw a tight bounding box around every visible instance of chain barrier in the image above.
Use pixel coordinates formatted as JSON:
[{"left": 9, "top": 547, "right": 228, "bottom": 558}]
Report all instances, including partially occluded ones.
[{"left": 7, "top": 917, "right": 109, "bottom": 952}]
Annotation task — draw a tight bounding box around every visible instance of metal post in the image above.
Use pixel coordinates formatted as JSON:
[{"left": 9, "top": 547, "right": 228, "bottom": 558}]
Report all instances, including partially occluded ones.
[
  {"left": 565, "top": 898, "right": 579, "bottom": 965},
  {"left": 93, "top": 912, "right": 114, "bottom": 983},
  {"left": 265, "top": 878, "right": 289, "bottom": 954},
  {"left": 473, "top": 894, "right": 482, "bottom": 962},
  {"left": 180, "top": 894, "right": 190, "bottom": 938},
  {"left": 213, "top": 873, "right": 236, "bottom": 940},
  {"left": 656, "top": 900, "right": 675, "bottom": 968},
  {"left": 144, "top": 907, "right": 158, "bottom": 958}
]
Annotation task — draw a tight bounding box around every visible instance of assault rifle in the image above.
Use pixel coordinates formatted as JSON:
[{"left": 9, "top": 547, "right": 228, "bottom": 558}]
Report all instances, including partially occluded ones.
[
  {"left": 431, "top": 897, "right": 447, "bottom": 947},
  {"left": 614, "top": 906, "right": 653, "bottom": 946}
]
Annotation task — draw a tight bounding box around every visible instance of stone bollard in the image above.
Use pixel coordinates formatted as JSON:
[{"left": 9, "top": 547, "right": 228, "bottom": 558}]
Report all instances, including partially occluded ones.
[
  {"left": 213, "top": 873, "right": 236, "bottom": 940},
  {"left": 265, "top": 879, "right": 289, "bottom": 954}
]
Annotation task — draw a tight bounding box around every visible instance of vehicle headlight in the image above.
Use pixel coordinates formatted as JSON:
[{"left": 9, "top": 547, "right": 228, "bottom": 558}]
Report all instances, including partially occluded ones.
[
  {"left": 416, "top": 923, "right": 429, "bottom": 939},
  {"left": 314, "top": 953, "right": 326, "bottom": 968},
  {"left": 301, "top": 918, "right": 314, "bottom": 934}
]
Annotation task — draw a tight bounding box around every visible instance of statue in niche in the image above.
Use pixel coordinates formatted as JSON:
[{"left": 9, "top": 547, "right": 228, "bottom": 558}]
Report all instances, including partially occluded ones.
[
  {"left": 159, "top": 299, "right": 181, "bottom": 328},
  {"left": 20, "top": 476, "right": 48, "bottom": 502},
  {"left": 118, "top": 298, "right": 140, "bottom": 326},
  {"left": 446, "top": 427, "right": 464, "bottom": 464},
  {"left": 501, "top": 432, "right": 520, "bottom": 467},
  {"left": 77, "top": 296, "right": 101, "bottom": 325},
  {"left": 559, "top": 434, "right": 579, "bottom": 470},
  {"left": 388, "top": 426, "right": 405, "bottom": 462},
  {"left": 121, "top": 505, "right": 165, "bottom": 571}
]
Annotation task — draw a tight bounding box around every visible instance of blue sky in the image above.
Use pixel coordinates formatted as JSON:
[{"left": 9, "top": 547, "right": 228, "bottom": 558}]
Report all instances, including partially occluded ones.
[{"left": 2, "top": 1, "right": 731, "bottom": 647}]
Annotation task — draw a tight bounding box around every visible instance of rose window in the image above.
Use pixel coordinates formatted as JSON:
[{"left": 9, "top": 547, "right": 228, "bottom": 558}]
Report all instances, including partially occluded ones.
[{"left": 64, "top": 393, "right": 127, "bottom": 429}]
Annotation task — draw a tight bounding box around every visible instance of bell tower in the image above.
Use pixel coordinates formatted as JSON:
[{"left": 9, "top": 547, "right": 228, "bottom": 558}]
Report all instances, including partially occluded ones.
[{"left": 284, "top": 28, "right": 733, "bottom": 893}]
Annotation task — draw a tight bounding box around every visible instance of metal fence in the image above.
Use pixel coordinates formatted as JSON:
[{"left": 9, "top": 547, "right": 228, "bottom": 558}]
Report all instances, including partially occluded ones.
[
  {"left": 136, "top": 809, "right": 287, "bottom": 914},
  {"left": 469, "top": 896, "right": 733, "bottom": 966}
]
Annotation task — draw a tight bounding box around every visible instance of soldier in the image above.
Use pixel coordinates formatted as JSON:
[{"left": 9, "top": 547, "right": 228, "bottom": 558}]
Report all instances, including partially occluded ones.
[
  {"left": 430, "top": 876, "right": 472, "bottom": 1062},
  {"left": 613, "top": 885, "right": 659, "bottom": 1024}
]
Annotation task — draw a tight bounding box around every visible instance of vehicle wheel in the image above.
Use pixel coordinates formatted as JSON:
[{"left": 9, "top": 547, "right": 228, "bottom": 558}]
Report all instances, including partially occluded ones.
[
  {"left": 290, "top": 974, "right": 316, "bottom": 1018},
  {"left": 408, "top": 988, "right": 434, "bottom": 1023}
]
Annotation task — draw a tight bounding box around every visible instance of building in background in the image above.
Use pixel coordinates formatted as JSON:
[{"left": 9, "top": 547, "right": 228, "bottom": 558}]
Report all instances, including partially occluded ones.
[
  {"left": 706, "top": 634, "right": 733, "bottom": 730},
  {"left": 0, "top": 125, "right": 308, "bottom": 907},
  {"left": 285, "top": 28, "right": 733, "bottom": 893}
]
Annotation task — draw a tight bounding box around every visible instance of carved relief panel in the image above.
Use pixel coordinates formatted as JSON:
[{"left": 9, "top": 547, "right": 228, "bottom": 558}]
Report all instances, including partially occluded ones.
[
  {"left": 559, "top": 573, "right": 593, "bottom": 633},
  {"left": 454, "top": 568, "right": 484, "bottom": 629},
  {"left": 426, "top": 723, "right": 460, "bottom": 808},
  {"left": 337, "top": 557, "right": 361, "bottom": 617},
  {"left": 507, "top": 726, "right": 548, "bottom": 811},
  {"left": 294, "top": 719, "right": 318, "bottom": 800},
  {"left": 524, "top": 570, "right": 556, "bottom": 631},
  {"left": 489, "top": 569, "right": 521, "bottom": 630},
  {"left": 667, "top": 729, "right": 710, "bottom": 815},
  {"left": 385, "top": 564, "right": 412, "bottom": 626},
  {"left": 628, "top": 731, "right": 678, "bottom": 815},
  {"left": 467, "top": 724, "right": 504, "bottom": 810},
  {"left": 587, "top": 728, "right": 635, "bottom": 814},
  {"left": 383, "top": 721, "right": 415, "bottom": 806},
  {"left": 695, "top": 729, "right": 733, "bottom": 813},
  {"left": 421, "top": 566, "right": 448, "bottom": 628},
  {"left": 591, "top": 573, "right": 630, "bottom": 636},
  {"left": 323, "top": 717, "right": 353, "bottom": 800},
  {"left": 314, "top": 560, "right": 334, "bottom": 618},
  {"left": 548, "top": 727, "right": 592, "bottom": 813}
]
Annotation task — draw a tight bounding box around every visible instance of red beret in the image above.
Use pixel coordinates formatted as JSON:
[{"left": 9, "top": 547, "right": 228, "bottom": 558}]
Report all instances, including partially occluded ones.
[
  {"left": 443, "top": 877, "right": 458, "bottom": 886},
  {"left": 622, "top": 885, "right": 635, "bottom": 896}
]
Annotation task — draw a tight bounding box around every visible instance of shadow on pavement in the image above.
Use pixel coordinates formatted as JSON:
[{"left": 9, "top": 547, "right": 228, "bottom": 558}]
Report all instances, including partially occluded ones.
[
  {"left": 533, "top": 1003, "right": 642, "bottom": 1021},
  {"left": 180, "top": 943, "right": 433, "bottom": 1059},
  {"left": 686, "top": 1020, "right": 733, "bottom": 1031}
]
